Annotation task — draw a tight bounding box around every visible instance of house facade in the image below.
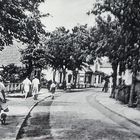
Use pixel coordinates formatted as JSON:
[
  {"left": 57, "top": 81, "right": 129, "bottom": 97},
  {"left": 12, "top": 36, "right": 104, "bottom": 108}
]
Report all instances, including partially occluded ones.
[
  {"left": 41, "top": 57, "right": 113, "bottom": 88},
  {"left": 90, "top": 57, "right": 113, "bottom": 87}
]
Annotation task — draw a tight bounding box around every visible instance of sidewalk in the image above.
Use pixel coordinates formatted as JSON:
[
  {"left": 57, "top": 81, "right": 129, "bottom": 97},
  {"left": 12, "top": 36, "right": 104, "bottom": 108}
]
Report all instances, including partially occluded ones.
[
  {"left": 0, "top": 88, "right": 51, "bottom": 140},
  {"left": 95, "top": 88, "right": 140, "bottom": 126}
]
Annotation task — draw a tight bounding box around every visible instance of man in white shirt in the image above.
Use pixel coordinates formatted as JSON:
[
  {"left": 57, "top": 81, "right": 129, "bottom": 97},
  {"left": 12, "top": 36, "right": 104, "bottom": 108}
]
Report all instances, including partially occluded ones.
[
  {"left": 0, "top": 76, "right": 6, "bottom": 104},
  {"left": 32, "top": 76, "right": 40, "bottom": 100},
  {"left": 0, "top": 76, "right": 8, "bottom": 124},
  {"left": 22, "top": 77, "right": 31, "bottom": 99}
]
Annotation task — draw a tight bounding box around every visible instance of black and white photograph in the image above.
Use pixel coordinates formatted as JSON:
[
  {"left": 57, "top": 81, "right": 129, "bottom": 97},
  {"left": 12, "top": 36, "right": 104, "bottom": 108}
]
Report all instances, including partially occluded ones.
[{"left": 0, "top": 0, "right": 140, "bottom": 139}]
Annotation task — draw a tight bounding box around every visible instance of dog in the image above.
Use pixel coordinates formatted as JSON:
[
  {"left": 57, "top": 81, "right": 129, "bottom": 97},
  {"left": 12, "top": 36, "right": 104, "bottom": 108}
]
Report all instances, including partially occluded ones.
[{"left": 1, "top": 112, "right": 7, "bottom": 125}]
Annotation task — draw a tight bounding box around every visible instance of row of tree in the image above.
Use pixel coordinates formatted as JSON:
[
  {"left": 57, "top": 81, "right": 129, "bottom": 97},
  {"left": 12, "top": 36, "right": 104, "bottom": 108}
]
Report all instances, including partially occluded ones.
[
  {"left": 0, "top": 0, "right": 92, "bottom": 86},
  {"left": 46, "top": 25, "right": 92, "bottom": 86},
  {"left": 0, "top": 0, "right": 140, "bottom": 106},
  {"left": 0, "top": 0, "right": 47, "bottom": 47},
  {"left": 0, "top": 0, "right": 48, "bottom": 79},
  {"left": 88, "top": 0, "right": 140, "bottom": 106}
]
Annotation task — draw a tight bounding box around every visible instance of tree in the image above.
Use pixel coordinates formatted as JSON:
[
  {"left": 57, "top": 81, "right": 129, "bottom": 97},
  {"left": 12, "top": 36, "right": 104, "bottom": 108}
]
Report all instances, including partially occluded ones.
[
  {"left": 46, "top": 27, "right": 71, "bottom": 83},
  {"left": 90, "top": 0, "right": 140, "bottom": 52},
  {"left": 46, "top": 25, "right": 92, "bottom": 86},
  {"left": 20, "top": 44, "right": 48, "bottom": 77},
  {"left": 71, "top": 25, "right": 94, "bottom": 65},
  {"left": 0, "top": 0, "right": 47, "bottom": 50},
  {"left": 0, "top": 64, "right": 27, "bottom": 83},
  {"left": 0, "top": 0, "right": 48, "bottom": 77},
  {"left": 70, "top": 25, "right": 95, "bottom": 86},
  {"left": 93, "top": 15, "right": 125, "bottom": 97},
  {"left": 0, "top": 0, "right": 49, "bottom": 79},
  {"left": 89, "top": 0, "right": 140, "bottom": 106},
  {"left": 18, "top": 0, "right": 49, "bottom": 77}
]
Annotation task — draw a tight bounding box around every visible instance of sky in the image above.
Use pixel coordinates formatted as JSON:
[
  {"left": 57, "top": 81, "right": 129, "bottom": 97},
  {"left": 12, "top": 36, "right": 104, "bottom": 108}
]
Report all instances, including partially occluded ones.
[{"left": 39, "top": 0, "right": 96, "bottom": 31}]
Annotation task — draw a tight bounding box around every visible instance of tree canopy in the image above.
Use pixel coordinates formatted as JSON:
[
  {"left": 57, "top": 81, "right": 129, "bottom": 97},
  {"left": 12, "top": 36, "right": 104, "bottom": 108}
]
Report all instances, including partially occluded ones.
[
  {"left": 90, "top": 0, "right": 140, "bottom": 70},
  {"left": 88, "top": 0, "right": 140, "bottom": 105},
  {"left": 0, "top": 0, "right": 47, "bottom": 50}
]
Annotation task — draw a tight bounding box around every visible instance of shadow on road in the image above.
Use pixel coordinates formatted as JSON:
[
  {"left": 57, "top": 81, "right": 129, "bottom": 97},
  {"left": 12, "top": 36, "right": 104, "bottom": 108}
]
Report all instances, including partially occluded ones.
[{"left": 17, "top": 100, "right": 54, "bottom": 140}]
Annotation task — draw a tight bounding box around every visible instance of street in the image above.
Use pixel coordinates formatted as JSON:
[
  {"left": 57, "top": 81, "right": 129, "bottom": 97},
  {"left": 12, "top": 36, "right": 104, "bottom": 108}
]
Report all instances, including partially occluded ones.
[
  {"left": 0, "top": 1, "right": 140, "bottom": 140},
  {"left": 18, "top": 89, "right": 139, "bottom": 140}
]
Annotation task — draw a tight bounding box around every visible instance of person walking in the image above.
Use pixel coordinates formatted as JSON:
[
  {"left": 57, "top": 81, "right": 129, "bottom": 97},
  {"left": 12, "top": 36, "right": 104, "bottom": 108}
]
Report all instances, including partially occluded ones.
[
  {"left": 22, "top": 77, "right": 32, "bottom": 99},
  {"left": 0, "top": 76, "right": 6, "bottom": 105},
  {"left": 109, "top": 75, "right": 113, "bottom": 95},
  {"left": 50, "top": 81, "right": 56, "bottom": 99},
  {"left": 0, "top": 75, "right": 8, "bottom": 124},
  {"left": 32, "top": 76, "right": 40, "bottom": 100},
  {"left": 102, "top": 76, "right": 109, "bottom": 93}
]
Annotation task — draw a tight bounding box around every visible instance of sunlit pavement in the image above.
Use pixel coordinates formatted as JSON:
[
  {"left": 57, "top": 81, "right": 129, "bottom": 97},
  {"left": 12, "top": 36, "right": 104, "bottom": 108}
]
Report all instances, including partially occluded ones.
[
  {"left": 95, "top": 88, "right": 140, "bottom": 126},
  {"left": 94, "top": 88, "right": 140, "bottom": 137},
  {"left": 19, "top": 88, "right": 140, "bottom": 140},
  {"left": 0, "top": 88, "right": 50, "bottom": 140}
]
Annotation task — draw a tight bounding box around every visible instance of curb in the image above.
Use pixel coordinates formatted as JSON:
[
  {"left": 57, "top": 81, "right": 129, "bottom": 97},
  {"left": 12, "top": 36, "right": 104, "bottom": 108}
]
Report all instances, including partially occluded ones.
[
  {"left": 15, "top": 95, "right": 51, "bottom": 140},
  {"left": 95, "top": 94, "right": 140, "bottom": 127}
]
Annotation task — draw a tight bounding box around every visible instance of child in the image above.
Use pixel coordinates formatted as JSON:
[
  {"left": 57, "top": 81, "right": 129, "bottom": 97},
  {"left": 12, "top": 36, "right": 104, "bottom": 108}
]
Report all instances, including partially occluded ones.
[{"left": 50, "top": 82, "right": 56, "bottom": 99}]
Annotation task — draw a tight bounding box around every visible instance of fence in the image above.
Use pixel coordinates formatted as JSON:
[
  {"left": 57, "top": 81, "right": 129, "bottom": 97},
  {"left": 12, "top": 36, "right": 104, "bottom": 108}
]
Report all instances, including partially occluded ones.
[{"left": 5, "top": 83, "right": 23, "bottom": 93}]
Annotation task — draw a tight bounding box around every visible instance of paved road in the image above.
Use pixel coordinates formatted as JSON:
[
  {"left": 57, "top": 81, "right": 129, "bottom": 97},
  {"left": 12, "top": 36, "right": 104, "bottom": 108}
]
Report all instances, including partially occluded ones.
[{"left": 19, "top": 89, "right": 139, "bottom": 140}]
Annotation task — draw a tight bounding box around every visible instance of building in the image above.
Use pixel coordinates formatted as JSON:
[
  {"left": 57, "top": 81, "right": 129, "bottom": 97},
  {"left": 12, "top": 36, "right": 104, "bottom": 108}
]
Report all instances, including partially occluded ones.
[
  {"left": 90, "top": 57, "right": 113, "bottom": 87},
  {"left": 41, "top": 57, "right": 113, "bottom": 88}
]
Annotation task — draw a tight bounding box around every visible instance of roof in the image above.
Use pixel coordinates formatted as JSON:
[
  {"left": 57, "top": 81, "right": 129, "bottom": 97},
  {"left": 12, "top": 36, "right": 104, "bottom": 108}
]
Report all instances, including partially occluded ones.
[
  {"left": 93, "top": 70, "right": 108, "bottom": 76},
  {"left": 79, "top": 65, "right": 93, "bottom": 74},
  {"left": 0, "top": 45, "right": 22, "bottom": 67}
]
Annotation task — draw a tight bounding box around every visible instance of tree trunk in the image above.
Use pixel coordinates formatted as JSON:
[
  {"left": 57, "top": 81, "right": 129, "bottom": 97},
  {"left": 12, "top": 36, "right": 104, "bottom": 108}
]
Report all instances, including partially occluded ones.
[
  {"left": 119, "top": 61, "right": 126, "bottom": 84},
  {"left": 62, "top": 69, "right": 66, "bottom": 83},
  {"left": 74, "top": 72, "right": 77, "bottom": 88},
  {"left": 62, "top": 68, "right": 66, "bottom": 89},
  {"left": 128, "top": 58, "right": 138, "bottom": 107},
  {"left": 128, "top": 70, "right": 137, "bottom": 107},
  {"left": 110, "top": 62, "right": 118, "bottom": 98},
  {"left": 26, "top": 59, "right": 34, "bottom": 78},
  {"left": 27, "top": 65, "right": 33, "bottom": 78},
  {"left": 72, "top": 70, "right": 78, "bottom": 88},
  {"left": 59, "top": 71, "right": 62, "bottom": 83}
]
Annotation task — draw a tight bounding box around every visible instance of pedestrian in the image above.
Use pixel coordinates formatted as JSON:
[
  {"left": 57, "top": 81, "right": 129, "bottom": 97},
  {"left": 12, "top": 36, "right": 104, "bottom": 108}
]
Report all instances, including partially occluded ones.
[
  {"left": 0, "top": 75, "right": 8, "bottom": 125},
  {"left": 109, "top": 75, "right": 113, "bottom": 95},
  {"left": 102, "top": 79, "right": 105, "bottom": 91},
  {"left": 50, "top": 81, "right": 56, "bottom": 99},
  {"left": 102, "top": 76, "right": 109, "bottom": 93},
  {"left": 0, "top": 76, "right": 6, "bottom": 103},
  {"left": 32, "top": 76, "right": 40, "bottom": 100},
  {"left": 22, "top": 76, "right": 32, "bottom": 99}
]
